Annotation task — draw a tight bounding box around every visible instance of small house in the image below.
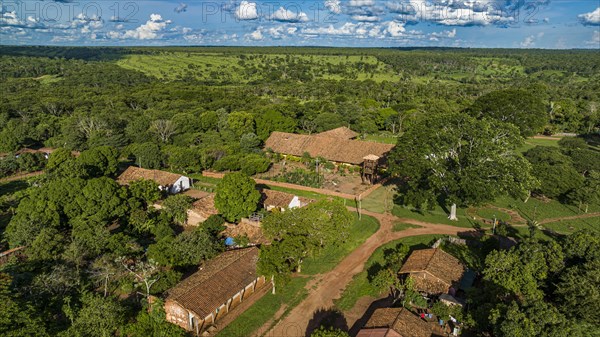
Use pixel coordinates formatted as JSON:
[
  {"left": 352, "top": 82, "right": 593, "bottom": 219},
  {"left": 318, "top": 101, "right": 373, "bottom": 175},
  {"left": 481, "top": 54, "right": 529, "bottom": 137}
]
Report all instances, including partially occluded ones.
[
  {"left": 261, "top": 189, "right": 314, "bottom": 212},
  {"left": 356, "top": 307, "right": 432, "bottom": 337},
  {"left": 117, "top": 166, "right": 190, "bottom": 194},
  {"left": 187, "top": 194, "right": 218, "bottom": 226},
  {"left": 165, "top": 247, "right": 270, "bottom": 335},
  {"left": 398, "top": 249, "right": 465, "bottom": 295}
]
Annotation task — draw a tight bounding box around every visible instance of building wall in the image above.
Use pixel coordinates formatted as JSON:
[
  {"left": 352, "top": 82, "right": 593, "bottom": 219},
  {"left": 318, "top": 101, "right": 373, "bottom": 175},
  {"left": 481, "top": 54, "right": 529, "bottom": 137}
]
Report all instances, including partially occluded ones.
[
  {"left": 165, "top": 275, "right": 270, "bottom": 335},
  {"left": 169, "top": 176, "right": 191, "bottom": 194}
]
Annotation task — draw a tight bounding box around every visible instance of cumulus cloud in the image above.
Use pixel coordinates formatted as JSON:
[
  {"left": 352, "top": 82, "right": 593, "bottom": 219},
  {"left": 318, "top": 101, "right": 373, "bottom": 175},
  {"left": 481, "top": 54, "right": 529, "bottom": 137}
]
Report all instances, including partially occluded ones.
[
  {"left": 271, "top": 7, "right": 309, "bottom": 22},
  {"left": 587, "top": 31, "right": 600, "bottom": 46},
  {"left": 385, "top": 0, "right": 549, "bottom": 26},
  {"left": 520, "top": 32, "right": 544, "bottom": 47},
  {"left": 235, "top": 1, "right": 259, "bottom": 20},
  {"left": 578, "top": 7, "right": 600, "bottom": 25},
  {"left": 348, "top": 0, "right": 375, "bottom": 7},
  {"left": 382, "top": 21, "right": 406, "bottom": 37},
  {"left": 109, "top": 14, "right": 171, "bottom": 40},
  {"left": 174, "top": 3, "right": 188, "bottom": 14},
  {"left": 352, "top": 15, "right": 379, "bottom": 22},
  {"left": 430, "top": 28, "right": 457, "bottom": 38},
  {"left": 248, "top": 27, "right": 264, "bottom": 40},
  {"left": 0, "top": 10, "right": 45, "bottom": 29},
  {"left": 325, "top": 0, "right": 342, "bottom": 14}
]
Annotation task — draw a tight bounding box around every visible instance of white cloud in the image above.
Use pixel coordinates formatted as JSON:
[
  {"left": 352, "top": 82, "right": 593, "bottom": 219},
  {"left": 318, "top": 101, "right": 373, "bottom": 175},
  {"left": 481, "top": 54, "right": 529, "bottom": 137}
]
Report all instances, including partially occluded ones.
[
  {"left": 325, "top": 0, "right": 342, "bottom": 14},
  {"left": 352, "top": 15, "right": 379, "bottom": 22},
  {"left": 587, "top": 31, "right": 600, "bottom": 46},
  {"left": 109, "top": 14, "right": 171, "bottom": 40},
  {"left": 382, "top": 21, "right": 406, "bottom": 37},
  {"left": 235, "top": 1, "right": 259, "bottom": 20},
  {"left": 0, "top": 10, "right": 45, "bottom": 29},
  {"left": 271, "top": 7, "right": 309, "bottom": 22},
  {"left": 578, "top": 7, "right": 600, "bottom": 25},
  {"left": 430, "top": 28, "right": 457, "bottom": 39},
  {"left": 247, "top": 27, "right": 264, "bottom": 40},
  {"left": 348, "top": 0, "right": 375, "bottom": 7},
  {"left": 388, "top": 0, "right": 548, "bottom": 26},
  {"left": 520, "top": 35, "right": 535, "bottom": 47}
]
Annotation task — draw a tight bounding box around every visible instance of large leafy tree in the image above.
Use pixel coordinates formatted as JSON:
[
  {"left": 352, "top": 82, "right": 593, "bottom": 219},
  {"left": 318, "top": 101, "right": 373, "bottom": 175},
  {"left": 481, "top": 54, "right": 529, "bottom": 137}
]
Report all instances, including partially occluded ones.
[
  {"left": 389, "top": 112, "right": 538, "bottom": 220},
  {"left": 65, "top": 294, "right": 125, "bottom": 337},
  {"left": 524, "top": 146, "right": 584, "bottom": 199},
  {"left": 77, "top": 146, "right": 119, "bottom": 177},
  {"left": 467, "top": 89, "right": 547, "bottom": 137},
  {"left": 259, "top": 200, "right": 352, "bottom": 282},
  {"left": 214, "top": 172, "right": 260, "bottom": 222}
]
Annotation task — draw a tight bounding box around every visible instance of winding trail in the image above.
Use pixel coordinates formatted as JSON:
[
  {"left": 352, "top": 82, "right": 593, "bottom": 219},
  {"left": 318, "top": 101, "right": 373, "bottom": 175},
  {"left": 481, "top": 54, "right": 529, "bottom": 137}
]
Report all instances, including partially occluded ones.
[{"left": 260, "top": 209, "right": 476, "bottom": 337}]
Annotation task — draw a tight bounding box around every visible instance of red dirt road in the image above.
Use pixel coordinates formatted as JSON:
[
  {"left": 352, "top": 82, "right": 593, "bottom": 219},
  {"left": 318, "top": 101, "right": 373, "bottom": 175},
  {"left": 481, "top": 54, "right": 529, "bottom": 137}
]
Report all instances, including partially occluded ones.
[{"left": 261, "top": 210, "right": 474, "bottom": 337}]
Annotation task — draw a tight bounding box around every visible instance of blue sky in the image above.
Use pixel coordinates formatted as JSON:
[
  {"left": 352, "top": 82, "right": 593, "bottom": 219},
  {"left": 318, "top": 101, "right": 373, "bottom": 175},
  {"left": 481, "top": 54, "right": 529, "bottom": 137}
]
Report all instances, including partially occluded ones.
[{"left": 1, "top": 1, "right": 599, "bottom": 48}]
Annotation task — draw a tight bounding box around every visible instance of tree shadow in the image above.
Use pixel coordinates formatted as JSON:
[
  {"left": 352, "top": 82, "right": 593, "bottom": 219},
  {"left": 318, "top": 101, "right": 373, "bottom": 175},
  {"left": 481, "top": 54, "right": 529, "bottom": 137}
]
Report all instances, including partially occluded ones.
[
  {"left": 366, "top": 262, "right": 384, "bottom": 282},
  {"left": 305, "top": 308, "right": 349, "bottom": 336},
  {"left": 348, "top": 296, "right": 395, "bottom": 336}
]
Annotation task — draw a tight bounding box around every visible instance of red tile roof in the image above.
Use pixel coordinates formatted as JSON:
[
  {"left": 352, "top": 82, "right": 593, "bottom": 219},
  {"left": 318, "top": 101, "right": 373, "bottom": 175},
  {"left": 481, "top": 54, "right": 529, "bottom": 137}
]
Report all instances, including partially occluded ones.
[
  {"left": 264, "top": 132, "right": 395, "bottom": 165},
  {"left": 316, "top": 126, "right": 359, "bottom": 139},
  {"left": 364, "top": 308, "right": 432, "bottom": 337},
  {"left": 399, "top": 249, "right": 465, "bottom": 294},
  {"left": 117, "top": 166, "right": 183, "bottom": 186},
  {"left": 166, "top": 247, "right": 260, "bottom": 317}
]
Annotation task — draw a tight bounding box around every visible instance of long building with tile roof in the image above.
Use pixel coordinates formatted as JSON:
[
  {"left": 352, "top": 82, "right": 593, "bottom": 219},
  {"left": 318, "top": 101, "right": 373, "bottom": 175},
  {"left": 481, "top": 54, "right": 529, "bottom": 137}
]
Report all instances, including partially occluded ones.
[
  {"left": 264, "top": 131, "right": 395, "bottom": 165},
  {"left": 164, "top": 247, "right": 270, "bottom": 335}
]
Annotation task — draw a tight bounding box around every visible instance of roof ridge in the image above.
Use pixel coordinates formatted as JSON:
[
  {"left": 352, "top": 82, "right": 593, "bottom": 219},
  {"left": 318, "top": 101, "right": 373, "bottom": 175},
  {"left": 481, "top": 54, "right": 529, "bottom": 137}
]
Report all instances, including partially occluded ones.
[
  {"left": 424, "top": 248, "right": 438, "bottom": 272},
  {"left": 172, "top": 247, "right": 257, "bottom": 300}
]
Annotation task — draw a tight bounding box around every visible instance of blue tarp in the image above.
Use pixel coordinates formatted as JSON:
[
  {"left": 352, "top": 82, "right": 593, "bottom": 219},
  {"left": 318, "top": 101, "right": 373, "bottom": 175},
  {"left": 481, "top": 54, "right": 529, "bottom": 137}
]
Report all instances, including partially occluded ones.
[{"left": 225, "top": 237, "right": 235, "bottom": 246}]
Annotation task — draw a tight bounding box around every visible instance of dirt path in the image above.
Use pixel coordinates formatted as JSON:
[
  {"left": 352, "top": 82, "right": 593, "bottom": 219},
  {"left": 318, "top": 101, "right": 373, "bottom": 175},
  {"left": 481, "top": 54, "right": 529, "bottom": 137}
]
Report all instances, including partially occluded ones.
[
  {"left": 0, "top": 171, "right": 43, "bottom": 183},
  {"left": 538, "top": 212, "right": 600, "bottom": 225},
  {"left": 262, "top": 210, "right": 473, "bottom": 337}
]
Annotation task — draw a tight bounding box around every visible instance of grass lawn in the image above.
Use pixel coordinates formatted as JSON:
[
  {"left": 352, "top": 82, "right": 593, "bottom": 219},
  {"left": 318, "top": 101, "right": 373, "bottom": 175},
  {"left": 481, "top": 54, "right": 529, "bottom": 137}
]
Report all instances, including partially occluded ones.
[
  {"left": 215, "top": 277, "right": 309, "bottom": 337},
  {"left": 334, "top": 235, "right": 444, "bottom": 311},
  {"left": 302, "top": 214, "right": 380, "bottom": 275},
  {"left": 542, "top": 217, "right": 600, "bottom": 234},
  {"left": 492, "top": 195, "right": 600, "bottom": 222},
  {"left": 517, "top": 137, "right": 560, "bottom": 153},
  {"left": 363, "top": 132, "right": 398, "bottom": 144},
  {"left": 475, "top": 207, "right": 512, "bottom": 222},
  {"left": 217, "top": 214, "right": 380, "bottom": 336},
  {"left": 392, "top": 204, "right": 480, "bottom": 228},
  {"left": 360, "top": 186, "right": 395, "bottom": 214}
]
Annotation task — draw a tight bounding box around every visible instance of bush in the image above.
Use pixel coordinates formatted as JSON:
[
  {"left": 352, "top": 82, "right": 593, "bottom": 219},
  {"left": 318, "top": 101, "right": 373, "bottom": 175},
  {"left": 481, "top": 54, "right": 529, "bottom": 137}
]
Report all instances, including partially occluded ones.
[
  {"left": 212, "top": 155, "right": 241, "bottom": 172},
  {"left": 241, "top": 154, "right": 270, "bottom": 176}
]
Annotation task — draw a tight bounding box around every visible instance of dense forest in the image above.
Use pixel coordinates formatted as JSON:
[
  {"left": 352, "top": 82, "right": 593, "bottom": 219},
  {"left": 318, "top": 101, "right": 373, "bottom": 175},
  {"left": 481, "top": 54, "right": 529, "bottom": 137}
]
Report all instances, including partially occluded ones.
[{"left": 0, "top": 47, "right": 599, "bottom": 336}]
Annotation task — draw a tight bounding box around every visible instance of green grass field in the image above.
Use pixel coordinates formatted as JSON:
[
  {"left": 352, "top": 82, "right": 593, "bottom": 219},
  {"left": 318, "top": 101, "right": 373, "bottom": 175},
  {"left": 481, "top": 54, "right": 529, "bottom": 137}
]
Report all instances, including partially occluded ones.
[
  {"left": 363, "top": 132, "right": 399, "bottom": 144},
  {"left": 216, "top": 213, "right": 379, "bottom": 336},
  {"left": 116, "top": 52, "right": 398, "bottom": 83},
  {"left": 334, "top": 235, "right": 443, "bottom": 311},
  {"left": 518, "top": 137, "right": 561, "bottom": 153}
]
